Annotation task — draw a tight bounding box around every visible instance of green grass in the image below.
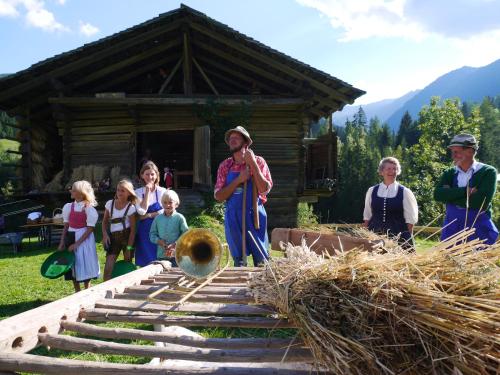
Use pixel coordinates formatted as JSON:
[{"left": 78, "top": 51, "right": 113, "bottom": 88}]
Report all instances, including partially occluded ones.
[{"left": 0, "top": 139, "right": 20, "bottom": 149}]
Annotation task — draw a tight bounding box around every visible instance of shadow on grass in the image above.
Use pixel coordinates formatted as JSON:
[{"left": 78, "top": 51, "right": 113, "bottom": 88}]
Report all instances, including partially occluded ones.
[
  {"left": 0, "top": 299, "right": 52, "bottom": 319},
  {"left": 0, "top": 243, "right": 56, "bottom": 259}
]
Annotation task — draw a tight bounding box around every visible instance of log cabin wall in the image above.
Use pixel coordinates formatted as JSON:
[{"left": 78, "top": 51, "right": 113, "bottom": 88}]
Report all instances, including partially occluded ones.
[{"left": 53, "top": 101, "right": 302, "bottom": 228}]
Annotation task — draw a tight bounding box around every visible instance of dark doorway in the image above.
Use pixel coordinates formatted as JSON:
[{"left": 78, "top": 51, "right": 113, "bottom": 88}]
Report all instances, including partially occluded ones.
[{"left": 137, "top": 131, "right": 194, "bottom": 189}]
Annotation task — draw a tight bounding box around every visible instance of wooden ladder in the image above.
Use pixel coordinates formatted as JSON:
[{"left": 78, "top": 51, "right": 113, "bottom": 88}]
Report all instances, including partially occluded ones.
[{"left": 0, "top": 264, "right": 324, "bottom": 374}]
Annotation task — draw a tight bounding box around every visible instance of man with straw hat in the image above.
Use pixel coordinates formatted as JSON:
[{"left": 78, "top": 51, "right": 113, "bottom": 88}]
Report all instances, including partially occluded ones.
[
  {"left": 214, "top": 126, "right": 273, "bottom": 266},
  {"left": 434, "top": 133, "right": 498, "bottom": 244}
]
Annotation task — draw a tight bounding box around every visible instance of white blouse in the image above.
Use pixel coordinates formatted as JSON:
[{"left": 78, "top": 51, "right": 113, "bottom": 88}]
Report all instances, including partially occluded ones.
[
  {"left": 104, "top": 200, "right": 137, "bottom": 233},
  {"left": 363, "top": 182, "right": 418, "bottom": 225},
  {"left": 62, "top": 201, "right": 99, "bottom": 231},
  {"left": 134, "top": 186, "right": 167, "bottom": 216}
]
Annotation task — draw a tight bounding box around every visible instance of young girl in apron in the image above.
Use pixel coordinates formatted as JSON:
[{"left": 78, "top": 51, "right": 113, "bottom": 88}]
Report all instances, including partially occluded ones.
[
  {"left": 102, "top": 180, "right": 138, "bottom": 280},
  {"left": 134, "top": 161, "right": 167, "bottom": 267},
  {"left": 58, "top": 180, "right": 100, "bottom": 293}
]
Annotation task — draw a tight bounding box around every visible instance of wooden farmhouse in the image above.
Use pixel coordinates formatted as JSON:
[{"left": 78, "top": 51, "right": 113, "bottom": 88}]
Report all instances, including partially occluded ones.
[{"left": 0, "top": 4, "right": 364, "bottom": 228}]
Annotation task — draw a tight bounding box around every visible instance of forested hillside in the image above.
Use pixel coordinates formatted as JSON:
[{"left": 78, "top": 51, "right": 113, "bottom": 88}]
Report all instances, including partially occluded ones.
[{"left": 324, "top": 96, "right": 500, "bottom": 226}]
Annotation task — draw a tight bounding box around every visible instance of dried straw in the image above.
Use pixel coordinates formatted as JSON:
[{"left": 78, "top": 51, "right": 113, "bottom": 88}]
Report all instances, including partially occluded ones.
[
  {"left": 250, "top": 231, "right": 500, "bottom": 375},
  {"left": 110, "top": 166, "right": 121, "bottom": 188}
]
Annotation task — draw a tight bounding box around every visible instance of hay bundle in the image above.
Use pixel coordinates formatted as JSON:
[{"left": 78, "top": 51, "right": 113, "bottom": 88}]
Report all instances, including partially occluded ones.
[
  {"left": 250, "top": 231, "right": 500, "bottom": 375},
  {"left": 109, "top": 166, "right": 121, "bottom": 188},
  {"left": 92, "top": 165, "right": 109, "bottom": 184},
  {"left": 43, "top": 170, "right": 63, "bottom": 192}
]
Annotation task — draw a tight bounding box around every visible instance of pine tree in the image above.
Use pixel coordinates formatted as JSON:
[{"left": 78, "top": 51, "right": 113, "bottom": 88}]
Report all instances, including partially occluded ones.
[{"left": 477, "top": 97, "right": 500, "bottom": 169}]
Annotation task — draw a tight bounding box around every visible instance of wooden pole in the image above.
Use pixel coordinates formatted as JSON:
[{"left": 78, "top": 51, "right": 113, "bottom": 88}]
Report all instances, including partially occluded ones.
[
  {"left": 0, "top": 352, "right": 322, "bottom": 375},
  {"left": 80, "top": 308, "right": 294, "bottom": 328},
  {"left": 37, "top": 333, "right": 314, "bottom": 362},
  {"left": 252, "top": 176, "right": 260, "bottom": 229},
  {"left": 60, "top": 320, "right": 299, "bottom": 349},
  {"left": 241, "top": 176, "right": 248, "bottom": 267}
]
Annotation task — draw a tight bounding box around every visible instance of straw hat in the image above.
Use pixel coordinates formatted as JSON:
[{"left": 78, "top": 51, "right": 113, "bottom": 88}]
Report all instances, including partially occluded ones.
[{"left": 224, "top": 126, "right": 253, "bottom": 146}]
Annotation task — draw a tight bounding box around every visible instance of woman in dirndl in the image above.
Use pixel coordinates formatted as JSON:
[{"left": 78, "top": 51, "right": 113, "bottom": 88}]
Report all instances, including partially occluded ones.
[
  {"left": 363, "top": 157, "right": 418, "bottom": 250},
  {"left": 134, "top": 161, "right": 168, "bottom": 267},
  {"left": 58, "top": 180, "right": 100, "bottom": 293}
]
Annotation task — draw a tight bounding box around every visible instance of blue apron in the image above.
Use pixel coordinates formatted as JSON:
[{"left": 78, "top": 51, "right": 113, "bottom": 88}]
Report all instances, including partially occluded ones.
[
  {"left": 224, "top": 170, "right": 269, "bottom": 266},
  {"left": 135, "top": 190, "right": 162, "bottom": 266},
  {"left": 441, "top": 173, "right": 498, "bottom": 245}
]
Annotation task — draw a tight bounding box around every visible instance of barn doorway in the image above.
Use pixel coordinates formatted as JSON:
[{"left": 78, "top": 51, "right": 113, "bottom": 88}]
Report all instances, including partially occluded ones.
[{"left": 137, "top": 130, "right": 194, "bottom": 189}]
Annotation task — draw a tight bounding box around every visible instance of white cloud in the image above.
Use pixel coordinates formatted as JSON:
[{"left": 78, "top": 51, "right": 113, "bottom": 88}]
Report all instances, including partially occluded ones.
[
  {"left": 79, "top": 21, "right": 99, "bottom": 37},
  {"left": 0, "top": 0, "right": 68, "bottom": 32},
  {"left": 0, "top": 0, "right": 20, "bottom": 16},
  {"left": 450, "top": 30, "right": 500, "bottom": 68},
  {"left": 56, "top": 0, "right": 66, "bottom": 4},
  {"left": 296, "top": 0, "right": 500, "bottom": 42},
  {"left": 296, "top": 0, "right": 426, "bottom": 41}
]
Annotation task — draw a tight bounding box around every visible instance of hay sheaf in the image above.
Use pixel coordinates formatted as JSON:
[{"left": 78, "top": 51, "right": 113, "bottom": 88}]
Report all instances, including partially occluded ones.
[{"left": 250, "top": 231, "right": 500, "bottom": 375}]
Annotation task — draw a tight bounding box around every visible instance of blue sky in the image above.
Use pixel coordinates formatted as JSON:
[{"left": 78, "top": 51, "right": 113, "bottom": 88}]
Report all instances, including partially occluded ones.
[{"left": 1, "top": 0, "right": 499, "bottom": 104}]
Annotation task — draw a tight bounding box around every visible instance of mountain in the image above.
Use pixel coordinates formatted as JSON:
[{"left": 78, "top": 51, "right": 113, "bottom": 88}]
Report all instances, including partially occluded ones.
[
  {"left": 333, "top": 58, "right": 500, "bottom": 130},
  {"left": 386, "top": 59, "right": 500, "bottom": 128},
  {"left": 333, "top": 90, "right": 419, "bottom": 126}
]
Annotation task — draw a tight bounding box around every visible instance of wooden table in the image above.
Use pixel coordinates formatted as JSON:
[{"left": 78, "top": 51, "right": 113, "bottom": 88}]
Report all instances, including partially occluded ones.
[{"left": 19, "top": 222, "right": 65, "bottom": 248}]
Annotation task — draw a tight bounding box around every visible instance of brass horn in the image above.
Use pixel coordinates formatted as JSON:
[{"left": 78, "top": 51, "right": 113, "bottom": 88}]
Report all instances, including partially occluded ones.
[{"left": 175, "top": 228, "right": 223, "bottom": 279}]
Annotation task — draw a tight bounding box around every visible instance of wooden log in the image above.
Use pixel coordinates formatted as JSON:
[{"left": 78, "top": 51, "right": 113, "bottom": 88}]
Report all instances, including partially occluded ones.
[
  {"left": 37, "top": 333, "right": 313, "bottom": 363},
  {"left": 163, "top": 267, "right": 259, "bottom": 274},
  {"left": 0, "top": 263, "right": 168, "bottom": 354},
  {"left": 0, "top": 352, "right": 321, "bottom": 375},
  {"left": 114, "top": 292, "right": 255, "bottom": 304},
  {"left": 94, "top": 299, "right": 275, "bottom": 315},
  {"left": 153, "top": 275, "right": 249, "bottom": 284},
  {"left": 271, "top": 228, "right": 383, "bottom": 254},
  {"left": 127, "top": 284, "right": 251, "bottom": 295},
  {"left": 60, "top": 321, "right": 300, "bottom": 349},
  {"left": 80, "top": 308, "right": 294, "bottom": 328}
]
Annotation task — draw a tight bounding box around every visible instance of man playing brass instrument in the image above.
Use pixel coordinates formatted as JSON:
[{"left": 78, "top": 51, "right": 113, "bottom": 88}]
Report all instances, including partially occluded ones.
[{"left": 214, "top": 126, "right": 273, "bottom": 266}]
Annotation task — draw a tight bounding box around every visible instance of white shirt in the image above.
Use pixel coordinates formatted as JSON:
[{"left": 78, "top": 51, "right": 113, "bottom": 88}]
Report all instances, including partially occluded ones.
[
  {"left": 104, "top": 200, "right": 137, "bottom": 233},
  {"left": 62, "top": 200, "right": 99, "bottom": 231},
  {"left": 363, "top": 182, "right": 418, "bottom": 225},
  {"left": 455, "top": 161, "right": 484, "bottom": 187},
  {"left": 134, "top": 186, "right": 167, "bottom": 216}
]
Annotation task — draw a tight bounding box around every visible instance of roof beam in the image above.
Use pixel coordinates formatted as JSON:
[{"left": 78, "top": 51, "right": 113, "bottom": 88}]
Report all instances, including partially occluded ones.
[
  {"left": 182, "top": 26, "right": 193, "bottom": 95},
  {"left": 158, "top": 56, "right": 183, "bottom": 94},
  {"left": 189, "top": 21, "right": 352, "bottom": 103},
  {"left": 0, "top": 20, "right": 183, "bottom": 102},
  {"left": 202, "top": 67, "right": 252, "bottom": 93},
  {"left": 194, "top": 41, "right": 340, "bottom": 111},
  {"left": 193, "top": 57, "right": 219, "bottom": 95},
  {"left": 74, "top": 38, "right": 182, "bottom": 89},
  {"left": 196, "top": 55, "right": 281, "bottom": 95},
  {"left": 92, "top": 54, "right": 181, "bottom": 92}
]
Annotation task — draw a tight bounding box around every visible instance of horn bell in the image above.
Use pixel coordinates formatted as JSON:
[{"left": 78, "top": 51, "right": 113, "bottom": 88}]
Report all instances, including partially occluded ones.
[{"left": 175, "top": 228, "right": 222, "bottom": 279}]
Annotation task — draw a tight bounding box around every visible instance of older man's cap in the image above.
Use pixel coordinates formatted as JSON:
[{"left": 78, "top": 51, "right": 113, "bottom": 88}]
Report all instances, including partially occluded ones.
[
  {"left": 224, "top": 126, "right": 253, "bottom": 146},
  {"left": 448, "top": 133, "right": 478, "bottom": 150}
]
